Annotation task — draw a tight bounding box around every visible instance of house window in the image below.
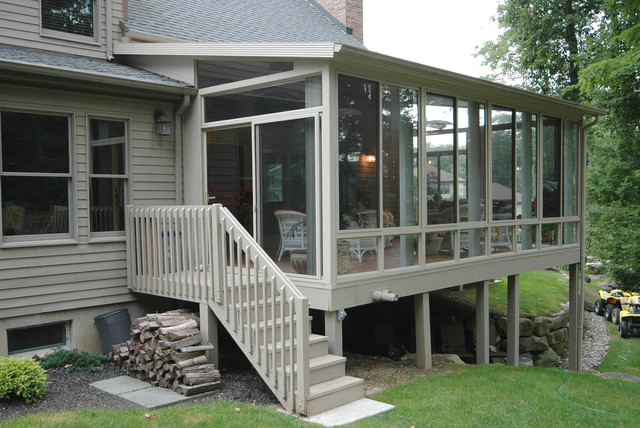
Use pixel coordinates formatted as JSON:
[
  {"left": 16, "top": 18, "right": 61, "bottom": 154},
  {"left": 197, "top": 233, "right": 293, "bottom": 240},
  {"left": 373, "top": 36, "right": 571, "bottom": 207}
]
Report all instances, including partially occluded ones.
[
  {"left": 491, "top": 107, "right": 515, "bottom": 220},
  {"left": 1, "top": 111, "right": 71, "bottom": 238},
  {"left": 458, "top": 100, "right": 486, "bottom": 223},
  {"left": 89, "top": 119, "right": 127, "bottom": 233},
  {"left": 7, "top": 322, "right": 68, "bottom": 355},
  {"left": 41, "top": 0, "right": 96, "bottom": 39}
]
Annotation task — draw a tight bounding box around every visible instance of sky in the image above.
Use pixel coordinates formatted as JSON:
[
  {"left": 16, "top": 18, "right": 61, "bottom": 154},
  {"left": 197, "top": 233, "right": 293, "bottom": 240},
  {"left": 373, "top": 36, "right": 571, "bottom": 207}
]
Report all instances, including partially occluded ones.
[{"left": 363, "top": 0, "right": 502, "bottom": 78}]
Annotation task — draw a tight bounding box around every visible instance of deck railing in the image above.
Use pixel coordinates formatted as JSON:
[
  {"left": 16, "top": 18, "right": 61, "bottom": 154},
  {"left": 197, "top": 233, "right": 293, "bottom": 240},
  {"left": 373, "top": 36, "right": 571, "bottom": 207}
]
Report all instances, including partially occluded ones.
[{"left": 126, "top": 205, "right": 310, "bottom": 414}]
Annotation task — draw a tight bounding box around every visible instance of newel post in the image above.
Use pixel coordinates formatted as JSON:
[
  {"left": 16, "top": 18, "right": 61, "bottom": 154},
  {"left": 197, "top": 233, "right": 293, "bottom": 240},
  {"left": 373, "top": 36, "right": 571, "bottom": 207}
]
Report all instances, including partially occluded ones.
[{"left": 295, "top": 296, "right": 309, "bottom": 415}]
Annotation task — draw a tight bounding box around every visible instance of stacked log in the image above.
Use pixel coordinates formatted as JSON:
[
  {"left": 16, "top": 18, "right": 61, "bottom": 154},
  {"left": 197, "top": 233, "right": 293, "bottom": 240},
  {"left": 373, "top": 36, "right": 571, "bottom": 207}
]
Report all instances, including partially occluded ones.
[{"left": 111, "top": 309, "right": 220, "bottom": 396}]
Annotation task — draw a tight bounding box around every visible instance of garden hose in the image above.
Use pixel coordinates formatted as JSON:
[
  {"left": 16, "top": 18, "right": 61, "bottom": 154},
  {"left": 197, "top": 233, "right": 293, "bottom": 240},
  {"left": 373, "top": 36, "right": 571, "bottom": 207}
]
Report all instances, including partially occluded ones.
[{"left": 550, "top": 362, "right": 621, "bottom": 416}]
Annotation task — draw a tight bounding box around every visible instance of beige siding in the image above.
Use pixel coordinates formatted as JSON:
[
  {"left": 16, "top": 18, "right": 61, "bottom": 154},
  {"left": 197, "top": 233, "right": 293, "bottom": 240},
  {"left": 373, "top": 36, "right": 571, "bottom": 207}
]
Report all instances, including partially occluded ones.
[
  {"left": 0, "top": 0, "right": 125, "bottom": 59},
  {"left": 0, "top": 82, "right": 177, "bottom": 320}
]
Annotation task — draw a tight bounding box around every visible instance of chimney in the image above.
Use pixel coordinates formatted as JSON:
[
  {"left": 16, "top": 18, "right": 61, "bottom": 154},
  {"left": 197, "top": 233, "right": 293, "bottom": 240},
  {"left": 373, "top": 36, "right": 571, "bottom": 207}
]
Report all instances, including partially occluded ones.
[{"left": 314, "top": 0, "right": 363, "bottom": 43}]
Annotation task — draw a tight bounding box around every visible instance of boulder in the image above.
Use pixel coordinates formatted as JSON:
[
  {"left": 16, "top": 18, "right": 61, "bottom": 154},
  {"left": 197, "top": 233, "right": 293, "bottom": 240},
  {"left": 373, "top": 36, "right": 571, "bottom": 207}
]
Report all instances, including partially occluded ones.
[
  {"left": 494, "top": 317, "right": 507, "bottom": 337},
  {"left": 533, "top": 317, "right": 550, "bottom": 336},
  {"left": 432, "top": 353, "right": 466, "bottom": 365},
  {"left": 547, "top": 327, "right": 569, "bottom": 346},
  {"left": 493, "top": 317, "right": 534, "bottom": 337},
  {"left": 532, "top": 347, "right": 560, "bottom": 368},
  {"left": 548, "top": 310, "right": 569, "bottom": 330},
  {"left": 519, "top": 318, "right": 534, "bottom": 337},
  {"left": 519, "top": 335, "right": 549, "bottom": 353},
  {"left": 551, "top": 342, "right": 569, "bottom": 359}
]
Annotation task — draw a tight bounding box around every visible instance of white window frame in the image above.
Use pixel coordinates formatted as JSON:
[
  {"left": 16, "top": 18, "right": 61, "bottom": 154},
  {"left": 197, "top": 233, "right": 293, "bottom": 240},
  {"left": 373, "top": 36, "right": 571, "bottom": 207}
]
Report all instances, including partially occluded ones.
[
  {"left": 40, "top": 0, "right": 101, "bottom": 45},
  {"left": 0, "top": 108, "right": 76, "bottom": 246},
  {"left": 87, "top": 116, "right": 131, "bottom": 241}
]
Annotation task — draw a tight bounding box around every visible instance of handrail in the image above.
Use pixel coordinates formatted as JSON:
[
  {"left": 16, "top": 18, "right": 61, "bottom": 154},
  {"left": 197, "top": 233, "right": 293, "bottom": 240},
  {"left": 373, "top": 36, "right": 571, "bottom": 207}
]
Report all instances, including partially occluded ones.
[{"left": 126, "top": 204, "right": 309, "bottom": 414}]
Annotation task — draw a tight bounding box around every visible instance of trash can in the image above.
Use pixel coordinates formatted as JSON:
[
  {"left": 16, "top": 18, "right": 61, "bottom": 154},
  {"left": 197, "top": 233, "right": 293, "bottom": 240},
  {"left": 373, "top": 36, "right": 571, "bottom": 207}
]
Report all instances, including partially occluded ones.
[{"left": 94, "top": 308, "right": 131, "bottom": 354}]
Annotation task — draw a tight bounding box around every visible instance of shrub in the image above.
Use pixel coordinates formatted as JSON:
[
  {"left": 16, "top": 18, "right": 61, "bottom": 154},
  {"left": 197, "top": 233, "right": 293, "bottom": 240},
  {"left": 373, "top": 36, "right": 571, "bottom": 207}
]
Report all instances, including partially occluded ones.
[
  {"left": 0, "top": 357, "right": 48, "bottom": 403},
  {"left": 39, "top": 348, "right": 110, "bottom": 372}
]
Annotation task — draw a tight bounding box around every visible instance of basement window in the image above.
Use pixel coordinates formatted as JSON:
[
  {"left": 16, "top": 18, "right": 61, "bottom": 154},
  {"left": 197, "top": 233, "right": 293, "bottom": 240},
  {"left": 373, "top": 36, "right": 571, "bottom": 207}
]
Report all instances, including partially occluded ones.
[{"left": 7, "top": 322, "right": 68, "bottom": 355}]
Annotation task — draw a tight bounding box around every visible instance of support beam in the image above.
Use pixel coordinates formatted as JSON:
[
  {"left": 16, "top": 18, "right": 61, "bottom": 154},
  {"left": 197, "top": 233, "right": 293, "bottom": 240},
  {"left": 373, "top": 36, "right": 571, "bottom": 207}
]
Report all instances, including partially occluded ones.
[
  {"left": 324, "top": 311, "right": 343, "bottom": 356},
  {"left": 476, "top": 281, "right": 490, "bottom": 364},
  {"left": 414, "top": 293, "right": 432, "bottom": 370},
  {"left": 507, "top": 275, "right": 520, "bottom": 366},
  {"left": 199, "top": 302, "right": 219, "bottom": 368},
  {"left": 568, "top": 263, "right": 583, "bottom": 371}
]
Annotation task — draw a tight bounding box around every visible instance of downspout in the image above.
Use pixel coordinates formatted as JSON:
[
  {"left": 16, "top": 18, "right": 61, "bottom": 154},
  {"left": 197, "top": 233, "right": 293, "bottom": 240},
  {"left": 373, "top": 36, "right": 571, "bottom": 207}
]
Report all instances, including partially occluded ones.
[
  {"left": 175, "top": 95, "right": 191, "bottom": 205},
  {"left": 105, "top": 0, "right": 115, "bottom": 61}
]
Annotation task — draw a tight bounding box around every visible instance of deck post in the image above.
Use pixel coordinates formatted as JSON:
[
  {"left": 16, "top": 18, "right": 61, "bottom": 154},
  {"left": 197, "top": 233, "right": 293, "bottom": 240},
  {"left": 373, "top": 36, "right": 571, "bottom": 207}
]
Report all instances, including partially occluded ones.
[
  {"left": 199, "top": 302, "right": 219, "bottom": 368},
  {"left": 507, "top": 275, "right": 520, "bottom": 366},
  {"left": 568, "top": 263, "right": 583, "bottom": 371},
  {"left": 476, "top": 280, "right": 490, "bottom": 364},
  {"left": 414, "top": 292, "right": 432, "bottom": 369},
  {"left": 324, "top": 311, "right": 343, "bottom": 356}
]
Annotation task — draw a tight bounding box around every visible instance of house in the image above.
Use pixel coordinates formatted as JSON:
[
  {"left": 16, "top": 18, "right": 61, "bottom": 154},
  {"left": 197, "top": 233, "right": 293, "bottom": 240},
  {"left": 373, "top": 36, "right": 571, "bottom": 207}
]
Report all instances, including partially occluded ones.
[{"left": 0, "top": 0, "right": 605, "bottom": 417}]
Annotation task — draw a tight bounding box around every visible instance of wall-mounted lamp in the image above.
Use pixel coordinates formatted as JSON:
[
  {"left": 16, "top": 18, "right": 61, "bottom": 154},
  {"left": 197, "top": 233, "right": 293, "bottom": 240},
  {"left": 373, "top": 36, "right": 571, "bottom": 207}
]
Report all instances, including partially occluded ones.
[
  {"left": 372, "top": 289, "right": 399, "bottom": 302},
  {"left": 363, "top": 154, "right": 376, "bottom": 163},
  {"left": 154, "top": 110, "right": 174, "bottom": 136}
]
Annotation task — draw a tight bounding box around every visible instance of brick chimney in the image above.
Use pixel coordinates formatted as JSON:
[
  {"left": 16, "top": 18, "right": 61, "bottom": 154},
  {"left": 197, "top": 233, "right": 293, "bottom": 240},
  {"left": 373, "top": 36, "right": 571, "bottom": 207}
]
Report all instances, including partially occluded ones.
[{"left": 314, "top": 0, "right": 363, "bottom": 43}]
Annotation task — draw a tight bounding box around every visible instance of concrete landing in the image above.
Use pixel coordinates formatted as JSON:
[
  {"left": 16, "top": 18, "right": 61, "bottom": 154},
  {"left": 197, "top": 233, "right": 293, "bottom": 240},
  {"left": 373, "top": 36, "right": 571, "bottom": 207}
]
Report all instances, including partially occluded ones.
[
  {"left": 91, "top": 376, "right": 209, "bottom": 409},
  {"left": 303, "top": 398, "right": 395, "bottom": 427}
]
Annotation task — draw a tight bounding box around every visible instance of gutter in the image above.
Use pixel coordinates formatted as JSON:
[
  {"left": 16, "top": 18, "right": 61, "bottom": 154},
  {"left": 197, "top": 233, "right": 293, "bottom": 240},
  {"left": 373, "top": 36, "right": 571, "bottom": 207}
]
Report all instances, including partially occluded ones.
[{"left": 174, "top": 95, "right": 191, "bottom": 205}]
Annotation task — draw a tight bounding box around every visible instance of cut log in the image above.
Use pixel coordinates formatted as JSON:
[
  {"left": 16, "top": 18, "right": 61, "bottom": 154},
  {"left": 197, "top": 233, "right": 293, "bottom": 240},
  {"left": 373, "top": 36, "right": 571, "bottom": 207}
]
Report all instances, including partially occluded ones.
[
  {"left": 181, "top": 364, "right": 217, "bottom": 374},
  {"left": 183, "top": 370, "right": 221, "bottom": 386},
  {"left": 177, "top": 381, "right": 221, "bottom": 396},
  {"left": 164, "top": 329, "right": 200, "bottom": 341},
  {"left": 171, "top": 350, "right": 206, "bottom": 362},
  {"left": 162, "top": 333, "right": 202, "bottom": 350},
  {"left": 158, "top": 319, "right": 198, "bottom": 335},
  {"left": 176, "top": 355, "right": 207, "bottom": 369}
]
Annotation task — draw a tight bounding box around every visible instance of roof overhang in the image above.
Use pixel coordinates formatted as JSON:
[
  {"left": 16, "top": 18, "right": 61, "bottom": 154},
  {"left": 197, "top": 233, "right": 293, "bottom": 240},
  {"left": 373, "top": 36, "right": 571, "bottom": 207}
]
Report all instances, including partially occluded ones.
[
  {"left": 0, "top": 57, "right": 196, "bottom": 102},
  {"left": 112, "top": 41, "right": 606, "bottom": 118}
]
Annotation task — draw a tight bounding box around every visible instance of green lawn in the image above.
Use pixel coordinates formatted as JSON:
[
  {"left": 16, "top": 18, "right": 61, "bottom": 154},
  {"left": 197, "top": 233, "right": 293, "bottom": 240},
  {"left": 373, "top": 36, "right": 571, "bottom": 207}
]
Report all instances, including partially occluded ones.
[
  {"left": 460, "top": 270, "right": 570, "bottom": 317},
  {"left": 3, "top": 365, "right": 639, "bottom": 428},
  {"left": 597, "top": 322, "right": 640, "bottom": 378}
]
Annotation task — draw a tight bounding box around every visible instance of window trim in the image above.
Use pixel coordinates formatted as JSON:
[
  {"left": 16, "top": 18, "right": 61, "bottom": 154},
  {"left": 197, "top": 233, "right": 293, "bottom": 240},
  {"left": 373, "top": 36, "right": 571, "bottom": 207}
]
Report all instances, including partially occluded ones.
[
  {"left": 87, "top": 115, "right": 131, "bottom": 240},
  {"left": 0, "top": 108, "right": 76, "bottom": 245},
  {"left": 39, "top": 0, "right": 101, "bottom": 45}
]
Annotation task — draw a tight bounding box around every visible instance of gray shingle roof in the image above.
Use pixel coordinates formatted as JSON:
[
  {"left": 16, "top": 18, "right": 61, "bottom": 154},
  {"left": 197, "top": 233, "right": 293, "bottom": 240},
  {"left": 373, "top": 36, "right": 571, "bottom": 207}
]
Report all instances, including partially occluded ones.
[
  {"left": 124, "top": 0, "right": 365, "bottom": 48},
  {"left": 0, "top": 44, "right": 192, "bottom": 88}
]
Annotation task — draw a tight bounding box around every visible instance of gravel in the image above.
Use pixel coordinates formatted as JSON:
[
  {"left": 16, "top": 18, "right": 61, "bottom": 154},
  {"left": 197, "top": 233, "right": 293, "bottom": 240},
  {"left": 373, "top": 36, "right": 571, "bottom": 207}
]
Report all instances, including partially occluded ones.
[{"left": 0, "top": 310, "right": 610, "bottom": 423}]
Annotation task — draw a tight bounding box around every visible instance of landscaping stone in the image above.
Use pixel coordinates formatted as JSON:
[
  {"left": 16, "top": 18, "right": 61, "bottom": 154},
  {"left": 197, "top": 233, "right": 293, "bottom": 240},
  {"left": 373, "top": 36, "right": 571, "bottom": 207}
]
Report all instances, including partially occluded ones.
[
  {"left": 532, "top": 347, "right": 560, "bottom": 368},
  {"left": 548, "top": 310, "right": 569, "bottom": 330},
  {"left": 533, "top": 317, "right": 549, "bottom": 336},
  {"left": 519, "top": 335, "right": 549, "bottom": 353},
  {"left": 551, "top": 342, "right": 569, "bottom": 359},
  {"left": 547, "top": 327, "right": 569, "bottom": 346},
  {"left": 433, "top": 354, "right": 466, "bottom": 365},
  {"left": 519, "top": 318, "right": 534, "bottom": 337}
]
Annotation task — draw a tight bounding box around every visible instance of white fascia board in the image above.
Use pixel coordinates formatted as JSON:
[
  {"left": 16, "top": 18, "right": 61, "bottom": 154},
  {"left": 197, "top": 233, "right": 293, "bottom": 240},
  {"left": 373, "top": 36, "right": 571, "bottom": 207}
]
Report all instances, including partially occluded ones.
[
  {"left": 113, "top": 42, "right": 341, "bottom": 58},
  {"left": 335, "top": 45, "right": 607, "bottom": 118}
]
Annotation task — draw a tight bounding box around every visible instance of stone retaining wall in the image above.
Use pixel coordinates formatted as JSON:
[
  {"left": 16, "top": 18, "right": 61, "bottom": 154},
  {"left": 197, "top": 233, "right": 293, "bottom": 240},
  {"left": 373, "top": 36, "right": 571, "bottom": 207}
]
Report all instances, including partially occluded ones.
[{"left": 493, "top": 309, "right": 569, "bottom": 367}]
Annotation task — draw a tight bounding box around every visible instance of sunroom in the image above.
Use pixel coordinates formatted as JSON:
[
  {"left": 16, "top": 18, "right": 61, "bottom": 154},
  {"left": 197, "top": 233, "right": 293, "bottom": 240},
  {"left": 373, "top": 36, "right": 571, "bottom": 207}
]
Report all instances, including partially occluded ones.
[{"left": 120, "top": 42, "right": 603, "bottom": 364}]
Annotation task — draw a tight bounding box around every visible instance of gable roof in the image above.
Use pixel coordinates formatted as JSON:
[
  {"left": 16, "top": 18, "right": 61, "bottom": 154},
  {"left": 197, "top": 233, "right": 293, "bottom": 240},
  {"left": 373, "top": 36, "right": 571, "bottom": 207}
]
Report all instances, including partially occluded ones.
[{"left": 124, "top": 0, "right": 365, "bottom": 48}]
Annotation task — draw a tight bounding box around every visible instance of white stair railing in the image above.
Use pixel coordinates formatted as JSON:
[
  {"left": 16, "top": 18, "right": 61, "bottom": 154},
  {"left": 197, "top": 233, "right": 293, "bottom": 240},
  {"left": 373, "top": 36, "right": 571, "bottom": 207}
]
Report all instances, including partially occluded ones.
[{"left": 126, "top": 205, "right": 310, "bottom": 414}]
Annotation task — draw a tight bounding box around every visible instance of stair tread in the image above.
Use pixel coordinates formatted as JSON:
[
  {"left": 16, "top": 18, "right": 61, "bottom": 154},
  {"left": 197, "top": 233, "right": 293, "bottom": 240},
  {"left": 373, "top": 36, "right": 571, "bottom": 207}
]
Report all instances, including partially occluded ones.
[
  {"left": 309, "top": 354, "right": 346, "bottom": 369},
  {"left": 308, "top": 376, "right": 364, "bottom": 400}
]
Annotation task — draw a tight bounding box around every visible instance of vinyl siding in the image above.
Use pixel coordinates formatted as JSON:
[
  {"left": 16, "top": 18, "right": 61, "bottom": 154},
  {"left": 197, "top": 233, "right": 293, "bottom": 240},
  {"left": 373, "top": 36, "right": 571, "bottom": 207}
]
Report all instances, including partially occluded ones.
[
  {"left": 0, "top": 82, "right": 177, "bottom": 319},
  {"left": 0, "top": 0, "right": 125, "bottom": 59}
]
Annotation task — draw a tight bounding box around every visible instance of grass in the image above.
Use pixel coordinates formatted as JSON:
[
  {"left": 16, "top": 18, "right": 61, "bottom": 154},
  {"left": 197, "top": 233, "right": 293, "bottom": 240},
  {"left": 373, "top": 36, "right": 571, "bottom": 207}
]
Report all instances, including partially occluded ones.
[
  {"left": 597, "top": 322, "right": 640, "bottom": 378},
  {"left": 460, "top": 270, "right": 570, "bottom": 317},
  {"left": 3, "top": 365, "right": 639, "bottom": 428}
]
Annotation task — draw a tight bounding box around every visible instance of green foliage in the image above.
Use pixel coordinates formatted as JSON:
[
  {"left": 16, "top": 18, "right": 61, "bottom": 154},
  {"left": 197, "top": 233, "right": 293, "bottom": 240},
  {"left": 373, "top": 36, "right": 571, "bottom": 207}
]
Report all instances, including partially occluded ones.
[
  {"left": 39, "top": 348, "right": 110, "bottom": 372},
  {"left": 0, "top": 357, "right": 48, "bottom": 404},
  {"left": 598, "top": 322, "right": 640, "bottom": 377}
]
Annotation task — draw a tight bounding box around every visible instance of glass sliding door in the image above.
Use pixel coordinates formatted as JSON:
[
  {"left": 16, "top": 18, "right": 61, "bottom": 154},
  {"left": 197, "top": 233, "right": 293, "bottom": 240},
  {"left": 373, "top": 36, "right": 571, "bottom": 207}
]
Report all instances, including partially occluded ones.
[{"left": 256, "top": 117, "right": 317, "bottom": 276}]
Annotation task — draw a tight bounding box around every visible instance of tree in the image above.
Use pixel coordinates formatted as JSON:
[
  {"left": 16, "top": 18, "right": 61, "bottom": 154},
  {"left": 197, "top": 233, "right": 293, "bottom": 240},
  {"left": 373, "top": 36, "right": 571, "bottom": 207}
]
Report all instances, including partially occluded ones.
[{"left": 478, "top": 0, "right": 640, "bottom": 289}]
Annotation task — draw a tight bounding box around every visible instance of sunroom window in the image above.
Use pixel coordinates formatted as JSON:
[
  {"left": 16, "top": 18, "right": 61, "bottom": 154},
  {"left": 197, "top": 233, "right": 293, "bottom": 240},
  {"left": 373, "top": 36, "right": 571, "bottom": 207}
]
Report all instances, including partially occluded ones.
[
  {"left": 1, "top": 111, "right": 71, "bottom": 238},
  {"left": 41, "top": 0, "right": 95, "bottom": 39},
  {"left": 89, "top": 119, "right": 127, "bottom": 234},
  {"left": 197, "top": 61, "right": 294, "bottom": 88}
]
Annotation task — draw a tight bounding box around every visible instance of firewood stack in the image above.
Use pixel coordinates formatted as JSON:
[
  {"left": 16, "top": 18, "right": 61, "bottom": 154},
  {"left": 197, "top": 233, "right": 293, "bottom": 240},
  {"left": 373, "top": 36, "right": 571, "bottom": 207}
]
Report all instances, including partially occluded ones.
[{"left": 111, "top": 309, "right": 221, "bottom": 396}]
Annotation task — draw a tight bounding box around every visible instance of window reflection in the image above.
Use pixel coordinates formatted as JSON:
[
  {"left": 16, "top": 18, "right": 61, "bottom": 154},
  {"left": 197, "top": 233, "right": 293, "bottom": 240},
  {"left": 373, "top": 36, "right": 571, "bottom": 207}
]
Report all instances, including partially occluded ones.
[
  {"left": 563, "top": 121, "right": 579, "bottom": 217},
  {"left": 542, "top": 117, "right": 562, "bottom": 218},
  {"left": 516, "top": 112, "right": 537, "bottom": 221},
  {"left": 492, "top": 107, "right": 514, "bottom": 220},
  {"left": 458, "top": 100, "right": 486, "bottom": 223},
  {"left": 382, "top": 85, "right": 418, "bottom": 228},
  {"left": 426, "top": 94, "right": 456, "bottom": 225}
]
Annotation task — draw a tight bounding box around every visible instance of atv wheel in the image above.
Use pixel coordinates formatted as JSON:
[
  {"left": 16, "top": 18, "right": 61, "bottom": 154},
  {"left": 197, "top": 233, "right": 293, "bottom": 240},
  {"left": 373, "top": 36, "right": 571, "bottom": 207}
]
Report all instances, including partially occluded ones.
[
  {"left": 612, "top": 307, "right": 621, "bottom": 325},
  {"left": 595, "top": 299, "right": 605, "bottom": 316},
  {"left": 620, "top": 320, "right": 630, "bottom": 338},
  {"left": 604, "top": 303, "right": 615, "bottom": 321}
]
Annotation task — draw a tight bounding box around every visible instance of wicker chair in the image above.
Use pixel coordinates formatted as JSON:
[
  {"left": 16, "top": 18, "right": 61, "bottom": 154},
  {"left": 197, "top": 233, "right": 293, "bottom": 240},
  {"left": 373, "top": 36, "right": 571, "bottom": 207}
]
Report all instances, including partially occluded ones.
[
  {"left": 274, "top": 210, "right": 307, "bottom": 261},
  {"left": 348, "top": 210, "right": 378, "bottom": 263}
]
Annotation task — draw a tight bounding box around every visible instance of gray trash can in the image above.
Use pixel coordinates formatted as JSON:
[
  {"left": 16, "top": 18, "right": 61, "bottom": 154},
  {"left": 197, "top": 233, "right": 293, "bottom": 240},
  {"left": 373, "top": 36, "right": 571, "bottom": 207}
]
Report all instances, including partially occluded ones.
[{"left": 94, "top": 308, "right": 131, "bottom": 354}]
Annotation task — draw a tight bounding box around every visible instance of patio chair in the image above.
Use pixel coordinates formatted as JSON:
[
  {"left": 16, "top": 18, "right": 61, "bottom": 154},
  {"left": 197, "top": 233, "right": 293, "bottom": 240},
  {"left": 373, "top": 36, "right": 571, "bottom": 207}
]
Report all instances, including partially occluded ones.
[
  {"left": 348, "top": 209, "right": 378, "bottom": 263},
  {"left": 274, "top": 210, "right": 307, "bottom": 261}
]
